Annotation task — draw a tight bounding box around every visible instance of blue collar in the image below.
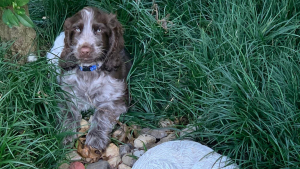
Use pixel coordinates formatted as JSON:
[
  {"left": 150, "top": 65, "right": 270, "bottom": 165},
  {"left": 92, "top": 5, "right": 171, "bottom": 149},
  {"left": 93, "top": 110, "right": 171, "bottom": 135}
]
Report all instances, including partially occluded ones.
[{"left": 78, "top": 64, "right": 99, "bottom": 71}]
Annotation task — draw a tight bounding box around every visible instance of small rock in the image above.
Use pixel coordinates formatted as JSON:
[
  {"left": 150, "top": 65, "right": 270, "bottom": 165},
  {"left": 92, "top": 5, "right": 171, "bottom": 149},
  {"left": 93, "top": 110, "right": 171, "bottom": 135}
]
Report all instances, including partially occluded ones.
[
  {"left": 105, "top": 143, "right": 120, "bottom": 158},
  {"left": 70, "top": 162, "right": 85, "bottom": 169},
  {"left": 58, "top": 163, "right": 70, "bottom": 169},
  {"left": 159, "top": 119, "right": 174, "bottom": 128},
  {"left": 149, "top": 129, "right": 168, "bottom": 139},
  {"left": 140, "top": 128, "right": 168, "bottom": 139},
  {"left": 140, "top": 128, "right": 151, "bottom": 135},
  {"left": 86, "top": 160, "right": 110, "bottom": 169},
  {"left": 157, "top": 133, "right": 176, "bottom": 145},
  {"left": 134, "top": 134, "right": 156, "bottom": 149},
  {"left": 78, "top": 119, "right": 90, "bottom": 137},
  {"left": 133, "top": 150, "right": 145, "bottom": 158},
  {"left": 108, "top": 156, "right": 121, "bottom": 168},
  {"left": 122, "top": 153, "right": 136, "bottom": 167},
  {"left": 118, "top": 163, "right": 132, "bottom": 169},
  {"left": 119, "top": 144, "right": 131, "bottom": 157},
  {"left": 68, "top": 151, "right": 82, "bottom": 161}
]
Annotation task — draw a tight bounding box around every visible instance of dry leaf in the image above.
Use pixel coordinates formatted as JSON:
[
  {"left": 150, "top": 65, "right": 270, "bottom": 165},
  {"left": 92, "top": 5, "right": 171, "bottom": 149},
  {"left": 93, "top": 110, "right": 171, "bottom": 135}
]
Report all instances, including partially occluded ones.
[{"left": 77, "top": 137, "right": 102, "bottom": 163}]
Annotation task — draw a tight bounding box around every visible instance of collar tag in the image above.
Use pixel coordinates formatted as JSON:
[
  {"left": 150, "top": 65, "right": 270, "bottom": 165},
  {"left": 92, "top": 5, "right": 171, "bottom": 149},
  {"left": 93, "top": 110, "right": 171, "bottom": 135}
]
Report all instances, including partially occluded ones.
[{"left": 79, "top": 64, "right": 99, "bottom": 71}]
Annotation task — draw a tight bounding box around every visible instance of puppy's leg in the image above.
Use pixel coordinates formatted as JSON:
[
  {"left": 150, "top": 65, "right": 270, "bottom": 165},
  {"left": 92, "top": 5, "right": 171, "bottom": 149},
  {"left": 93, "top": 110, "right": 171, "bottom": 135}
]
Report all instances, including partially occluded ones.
[
  {"left": 85, "top": 103, "right": 126, "bottom": 150},
  {"left": 61, "top": 105, "right": 82, "bottom": 145}
]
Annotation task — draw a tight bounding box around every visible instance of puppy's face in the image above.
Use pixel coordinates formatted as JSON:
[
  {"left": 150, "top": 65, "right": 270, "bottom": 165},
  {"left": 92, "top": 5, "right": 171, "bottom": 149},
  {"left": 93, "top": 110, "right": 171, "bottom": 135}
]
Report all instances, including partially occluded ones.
[{"left": 63, "top": 7, "right": 122, "bottom": 64}]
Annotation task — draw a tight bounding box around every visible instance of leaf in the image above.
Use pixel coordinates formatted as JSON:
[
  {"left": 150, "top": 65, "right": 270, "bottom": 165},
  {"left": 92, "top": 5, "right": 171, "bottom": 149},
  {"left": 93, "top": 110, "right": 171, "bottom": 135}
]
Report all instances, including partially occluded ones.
[
  {"left": 16, "top": 0, "right": 30, "bottom": 7},
  {"left": 2, "top": 9, "right": 19, "bottom": 27},
  {"left": 0, "top": 0, "right": 12, "bottom": 7},
  {"left": 15, "top": 8, "right": 26, "bottom": 15},
  {"left": 16, "top": 14, "right": 34, "bottom": 28}
]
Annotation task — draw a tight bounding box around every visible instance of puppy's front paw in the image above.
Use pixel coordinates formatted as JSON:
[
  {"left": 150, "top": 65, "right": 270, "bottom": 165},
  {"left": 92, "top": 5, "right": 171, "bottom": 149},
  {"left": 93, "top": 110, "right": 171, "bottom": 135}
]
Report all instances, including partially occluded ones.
[{"left": 85, "top": 130, "right": 110, "bottom": 150}]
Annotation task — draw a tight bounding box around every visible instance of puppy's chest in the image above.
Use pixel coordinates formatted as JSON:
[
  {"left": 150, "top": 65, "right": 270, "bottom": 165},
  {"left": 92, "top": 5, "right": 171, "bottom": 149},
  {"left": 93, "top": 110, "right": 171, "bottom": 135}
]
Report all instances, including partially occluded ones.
[{"left": 61, "top": 69, "right": 125, "bottom": 103}]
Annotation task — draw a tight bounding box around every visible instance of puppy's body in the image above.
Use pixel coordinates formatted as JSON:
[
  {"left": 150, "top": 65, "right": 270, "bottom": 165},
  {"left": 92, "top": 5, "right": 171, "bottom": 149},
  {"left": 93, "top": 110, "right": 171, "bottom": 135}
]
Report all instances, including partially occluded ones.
[{"left": 47, "top": 7, "right": 131, "bottom": 150}]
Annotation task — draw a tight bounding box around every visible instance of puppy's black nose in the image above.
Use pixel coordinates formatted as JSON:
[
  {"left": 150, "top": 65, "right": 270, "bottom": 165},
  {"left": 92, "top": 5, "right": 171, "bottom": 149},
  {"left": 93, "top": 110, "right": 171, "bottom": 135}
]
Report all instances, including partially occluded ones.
[{"left": 80, "top": 46, "right": 91, "bottom": 55}]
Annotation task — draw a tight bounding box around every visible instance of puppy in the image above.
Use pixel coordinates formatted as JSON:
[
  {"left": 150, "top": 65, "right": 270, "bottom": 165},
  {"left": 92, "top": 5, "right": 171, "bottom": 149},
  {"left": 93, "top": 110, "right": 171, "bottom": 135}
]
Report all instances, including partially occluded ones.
[{"left": 47, "top": 7, "right": 132, "bottom": 150}]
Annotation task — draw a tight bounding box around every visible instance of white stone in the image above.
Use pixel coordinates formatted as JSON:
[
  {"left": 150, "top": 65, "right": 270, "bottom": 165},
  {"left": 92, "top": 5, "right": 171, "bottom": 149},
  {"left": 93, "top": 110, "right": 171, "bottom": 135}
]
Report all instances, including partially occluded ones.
[
  {"left": 132, "top": 140, "right": 238, "bottom": 169},
  {"left": 132, "top": 150, "right": 145, "bottom": 158},
  {"left": 134, "top": 134, "right": 156, "bottom": 149}
]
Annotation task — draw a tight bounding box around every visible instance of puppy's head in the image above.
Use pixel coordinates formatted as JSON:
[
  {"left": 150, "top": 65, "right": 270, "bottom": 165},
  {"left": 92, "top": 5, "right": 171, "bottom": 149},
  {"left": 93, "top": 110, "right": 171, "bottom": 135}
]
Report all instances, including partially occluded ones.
[{"left": 62, "top": 7, "right": 124, "bottom": 64}]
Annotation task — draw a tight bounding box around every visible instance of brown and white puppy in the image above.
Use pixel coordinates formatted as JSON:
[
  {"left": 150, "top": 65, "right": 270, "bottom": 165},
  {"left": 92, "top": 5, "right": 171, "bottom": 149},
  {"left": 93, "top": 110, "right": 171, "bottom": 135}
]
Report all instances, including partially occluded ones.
[{"left": 47, "top": 7, "right": 132, "bottom": 150}]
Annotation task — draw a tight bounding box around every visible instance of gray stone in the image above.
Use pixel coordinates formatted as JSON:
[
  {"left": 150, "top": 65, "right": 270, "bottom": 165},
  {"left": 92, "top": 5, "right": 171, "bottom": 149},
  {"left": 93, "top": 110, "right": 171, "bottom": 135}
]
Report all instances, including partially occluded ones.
[
  {"left": 157, "top": 133, "right": 176, "bottom": 145},
  {"left": 140, "top": 128, "right": 151, "bottom": 135},
  {"left": 133, "top": 150, "right": 145, "bottom": 158},
  {"left": 122, "top": 153, "right": 136, "bottom": 167},
  {"left": 149, "top": 129, "right": 168, "bottom": 139},
  {"left": 119, "top": 144, "right": 131, "bottom": 157},
  {"left": 86, "top": 160, "right": 111, "bottom": 169}
]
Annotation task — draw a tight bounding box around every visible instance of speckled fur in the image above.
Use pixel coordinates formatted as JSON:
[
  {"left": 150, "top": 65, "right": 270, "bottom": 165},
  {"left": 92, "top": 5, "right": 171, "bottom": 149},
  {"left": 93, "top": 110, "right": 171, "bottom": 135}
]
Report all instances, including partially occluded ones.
[{"left": 48, "top": 7, "right": 132, "bottom": 150}]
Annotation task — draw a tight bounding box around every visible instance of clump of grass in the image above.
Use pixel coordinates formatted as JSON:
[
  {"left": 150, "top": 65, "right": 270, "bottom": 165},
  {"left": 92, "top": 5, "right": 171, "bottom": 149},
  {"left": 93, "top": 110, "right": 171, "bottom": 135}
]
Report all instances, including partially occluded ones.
[
  {"left": 0, "top": 42, "right": 71, "bottom": 168},
  {"left": 86, "top": 0, "right": 300, "bottom": 168}
]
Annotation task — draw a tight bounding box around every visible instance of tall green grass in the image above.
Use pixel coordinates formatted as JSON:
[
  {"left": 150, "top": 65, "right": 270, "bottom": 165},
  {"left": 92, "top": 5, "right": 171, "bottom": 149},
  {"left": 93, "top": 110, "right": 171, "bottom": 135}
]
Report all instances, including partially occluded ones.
[
  {"left": 0, "top": 44, "right": 71, "bottom": 168},
  {"left": 1, "top": 0, "right": 299, "bottom": 168}
]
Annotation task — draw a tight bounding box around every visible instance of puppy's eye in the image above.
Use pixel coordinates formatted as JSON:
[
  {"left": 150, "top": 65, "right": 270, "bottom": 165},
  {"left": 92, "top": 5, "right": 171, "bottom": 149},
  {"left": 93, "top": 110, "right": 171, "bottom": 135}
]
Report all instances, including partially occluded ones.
[
  {"left": 75, "top": 28, "right": 81, "bottom": 32},
  {"left": 96, "top": 29, "right": 101, "bottom": 33}
]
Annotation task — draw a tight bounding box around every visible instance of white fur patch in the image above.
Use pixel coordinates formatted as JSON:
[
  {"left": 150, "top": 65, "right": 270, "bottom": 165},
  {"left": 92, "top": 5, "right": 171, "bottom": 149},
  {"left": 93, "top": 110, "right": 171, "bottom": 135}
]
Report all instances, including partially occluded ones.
[
  {"left": 46, "top": 32, "right": 65, "bottom": 83},
  {"left": 46, "top": 32, "right": 65, "bottom": 67},
  {"left": 75, "top": 9, "right": 95, "bottom": 49}
]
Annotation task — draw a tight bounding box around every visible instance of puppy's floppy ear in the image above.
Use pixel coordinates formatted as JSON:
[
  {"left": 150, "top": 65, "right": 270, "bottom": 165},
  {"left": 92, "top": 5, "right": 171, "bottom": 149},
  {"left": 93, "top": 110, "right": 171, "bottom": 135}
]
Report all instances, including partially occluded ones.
[
  {"left": 102, "top": 14, "right": 124, "bottom": 71},
  {"left": 59, "top": 17, "right": 78, "bottom": 71},
  {"left": 63, "top": 17, "right": 73, "bottom": 48}
]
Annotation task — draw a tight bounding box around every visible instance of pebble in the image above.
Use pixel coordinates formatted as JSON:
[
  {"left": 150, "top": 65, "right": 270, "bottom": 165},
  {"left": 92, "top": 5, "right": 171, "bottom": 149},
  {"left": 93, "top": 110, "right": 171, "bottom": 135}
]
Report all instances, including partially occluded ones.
[
  {"left": 133, "top": 150, "right": 145, "bottom": 158},
  {"left": 105, "top": 143, "right": 120, "bottom": 158},
  {"left": 108, "top": 156, "right": 121, "bottom": 168},
  {"left": 121, "top": 153, "right": 136, "bottom": 167},
  {"left": 134, "top": 134, "right": 156, "bottom": 149},
  {"left": 141, "top": 128, "right": 168, "bottom": 139},
  {"left": 149, "top": 129, "right": 168, "bottom": 139},
  {"left": 86, "top": 160, "right": 111, "bottom": 169},
  {"left": 119, "top": 144, "right": 131, "bottom": 157},
  {"left": 118, "top": 163, "right": 132, "bottom": 169},
  {"left": 68, "top": 151, "right": 82, "bottom": 161},
  {"left": 157, "top": 133, "right": 176, "bottom": 145}
]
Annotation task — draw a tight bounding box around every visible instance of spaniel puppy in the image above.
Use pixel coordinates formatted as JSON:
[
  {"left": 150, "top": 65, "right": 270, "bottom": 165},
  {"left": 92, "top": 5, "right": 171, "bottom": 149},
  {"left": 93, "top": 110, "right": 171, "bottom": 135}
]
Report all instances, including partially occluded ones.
[{"left": 47, "top": 7, "right": 132, "bottom": 150}]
